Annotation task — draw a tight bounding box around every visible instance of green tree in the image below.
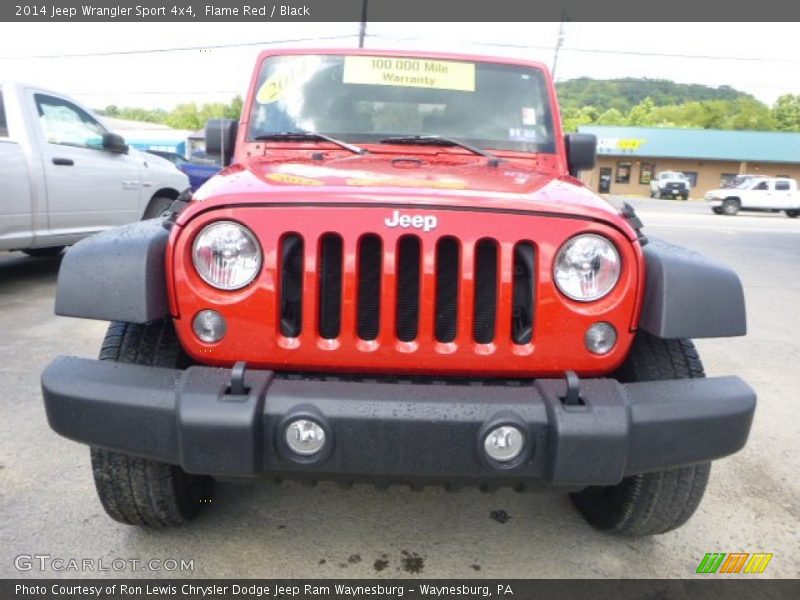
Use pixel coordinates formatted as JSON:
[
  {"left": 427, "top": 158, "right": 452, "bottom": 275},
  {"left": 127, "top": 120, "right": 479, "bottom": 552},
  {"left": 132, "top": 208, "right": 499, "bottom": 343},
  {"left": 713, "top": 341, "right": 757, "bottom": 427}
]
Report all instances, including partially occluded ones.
[
  {"left": 596, "top": 108, "right": 627, "bottom": 126},
  {"left": 772, "top": 94, "right": 800, "bottom": 131},
  {"left": 166, "top": 103, "right": 203, "bottom": 130},
  {"left": 626, "top": 98, "right": 656, "bottom": 126}
]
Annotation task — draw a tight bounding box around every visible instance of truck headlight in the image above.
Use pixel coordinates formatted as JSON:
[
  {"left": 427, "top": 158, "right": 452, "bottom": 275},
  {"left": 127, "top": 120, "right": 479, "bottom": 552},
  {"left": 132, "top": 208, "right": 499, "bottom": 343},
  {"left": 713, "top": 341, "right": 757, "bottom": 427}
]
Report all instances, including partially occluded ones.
[
  {"left": 554, "top": 234, "right": 620, "bottom": 301},
  {"left": 192, "top": 221, "right": 262, "bottom": 290}
]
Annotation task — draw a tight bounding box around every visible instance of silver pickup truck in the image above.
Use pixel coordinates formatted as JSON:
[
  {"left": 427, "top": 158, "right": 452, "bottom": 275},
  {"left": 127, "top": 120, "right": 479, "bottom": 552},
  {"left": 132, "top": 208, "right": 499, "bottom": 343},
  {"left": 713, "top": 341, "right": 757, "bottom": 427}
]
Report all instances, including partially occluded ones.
[{"left": 0, "top": 82, "right": 188, "bottom": 256}]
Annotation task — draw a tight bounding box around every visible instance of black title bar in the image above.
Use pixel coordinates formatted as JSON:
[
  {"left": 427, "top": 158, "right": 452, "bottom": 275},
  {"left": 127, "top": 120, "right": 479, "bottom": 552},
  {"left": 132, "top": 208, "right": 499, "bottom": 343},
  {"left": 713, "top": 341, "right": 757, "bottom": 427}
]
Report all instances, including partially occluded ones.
[{"left": 3, "top": 0, "right": 800, "bottom": 22}]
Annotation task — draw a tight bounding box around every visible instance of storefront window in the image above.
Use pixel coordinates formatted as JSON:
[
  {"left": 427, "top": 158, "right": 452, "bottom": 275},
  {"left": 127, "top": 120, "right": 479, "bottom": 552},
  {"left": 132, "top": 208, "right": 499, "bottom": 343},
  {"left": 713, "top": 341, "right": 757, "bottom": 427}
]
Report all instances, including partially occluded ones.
[
  {"left": 682, "top": 171, "right": 698, "bottom": 187},
  {"left": 616, "top": 162, "right": 631, "bottom": 184},
  {"left": 639, "top": 163, "right": 655, "bottom": 184}
]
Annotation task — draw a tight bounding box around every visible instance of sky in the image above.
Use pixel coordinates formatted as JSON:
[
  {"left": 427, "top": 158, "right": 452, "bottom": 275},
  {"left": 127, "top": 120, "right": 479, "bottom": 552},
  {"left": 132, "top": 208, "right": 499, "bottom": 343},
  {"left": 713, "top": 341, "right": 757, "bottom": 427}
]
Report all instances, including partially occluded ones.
[{"left": 1, "top": 22, "right": 799, "bottom": 111}]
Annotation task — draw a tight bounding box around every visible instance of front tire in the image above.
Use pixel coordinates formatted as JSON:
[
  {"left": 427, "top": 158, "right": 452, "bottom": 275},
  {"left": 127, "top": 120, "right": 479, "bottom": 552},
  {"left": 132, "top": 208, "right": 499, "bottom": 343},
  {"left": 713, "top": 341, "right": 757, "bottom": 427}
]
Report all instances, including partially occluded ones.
[
  {"left": 570, "top": 332, "right": 711, "bottom": 536},
  {"left": 786, "top": 209, "right": 799, "bottom": 218},
  {"left": 91, "top": 321, "right": 213, "bottom": 527},
  {"left": 142, "top": 195, "right": 176, "bottom": 220},
  {"left": 722, "top": 198, "right": 740, "bottom": 215}
]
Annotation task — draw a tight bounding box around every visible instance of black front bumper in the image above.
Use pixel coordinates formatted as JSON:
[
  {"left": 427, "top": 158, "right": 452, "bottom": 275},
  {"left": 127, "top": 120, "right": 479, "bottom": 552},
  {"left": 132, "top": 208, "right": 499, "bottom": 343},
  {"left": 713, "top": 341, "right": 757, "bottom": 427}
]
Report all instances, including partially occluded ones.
[{"left": 41, "top": 356, "right": 756, "bottom": 488}]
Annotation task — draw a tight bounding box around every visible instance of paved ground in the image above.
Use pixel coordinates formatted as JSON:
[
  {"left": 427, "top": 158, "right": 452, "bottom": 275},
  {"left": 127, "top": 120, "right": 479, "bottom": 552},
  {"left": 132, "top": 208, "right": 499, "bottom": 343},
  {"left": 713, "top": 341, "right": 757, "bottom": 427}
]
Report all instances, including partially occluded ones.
[{"left": 1, "top": 198, "right": 798, "bottom": 579}]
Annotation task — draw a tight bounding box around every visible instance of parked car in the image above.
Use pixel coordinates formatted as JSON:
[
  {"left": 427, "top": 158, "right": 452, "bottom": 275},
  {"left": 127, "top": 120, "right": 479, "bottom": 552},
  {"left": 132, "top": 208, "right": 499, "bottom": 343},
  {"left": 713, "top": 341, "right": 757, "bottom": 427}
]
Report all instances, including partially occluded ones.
[
  {"left": 146, "top": 149, "right": 220, "bottom": 191},
  {"left": 0, "top": 82, "right": 188, "bottom": 256},
  {"left": 649, "top": 171, "right": 690, "bottom": 200},
  {"left": 43, "top": 49, "right": 755, "bottom": 537},
  {"left": 706, "top": 176, "right": 800, "bottom": 217}
]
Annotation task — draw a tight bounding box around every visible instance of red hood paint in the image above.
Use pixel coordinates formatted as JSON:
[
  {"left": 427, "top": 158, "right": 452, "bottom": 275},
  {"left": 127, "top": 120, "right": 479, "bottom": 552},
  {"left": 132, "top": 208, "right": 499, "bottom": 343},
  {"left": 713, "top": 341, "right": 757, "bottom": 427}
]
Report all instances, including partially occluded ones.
[{"left": 186, "top": 151, "right": 633, "bottom": 237}]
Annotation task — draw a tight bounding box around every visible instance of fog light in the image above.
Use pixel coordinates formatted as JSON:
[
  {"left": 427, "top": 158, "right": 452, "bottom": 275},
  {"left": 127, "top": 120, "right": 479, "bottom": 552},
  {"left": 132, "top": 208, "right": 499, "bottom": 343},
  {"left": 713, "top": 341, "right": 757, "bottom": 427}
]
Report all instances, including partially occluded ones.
[
  {"left": 585, "top": 322, "right": 617, "bottom": 355},
  {"left": 285, "top": 419, "right": 326, "bottom": 456},
  {"left": 192, "top": 309, "right": 227, "bottom": 343},
  {"left": 483, "top": 425, "right": 525, "bottom": 462}
]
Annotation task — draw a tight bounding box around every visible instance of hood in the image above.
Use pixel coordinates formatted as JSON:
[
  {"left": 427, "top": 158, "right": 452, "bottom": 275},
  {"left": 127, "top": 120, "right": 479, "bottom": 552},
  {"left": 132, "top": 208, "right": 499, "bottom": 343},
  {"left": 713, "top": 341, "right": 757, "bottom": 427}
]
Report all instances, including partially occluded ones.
[{"left": 190, "top": 152, "right": 626, "bottom": 227}]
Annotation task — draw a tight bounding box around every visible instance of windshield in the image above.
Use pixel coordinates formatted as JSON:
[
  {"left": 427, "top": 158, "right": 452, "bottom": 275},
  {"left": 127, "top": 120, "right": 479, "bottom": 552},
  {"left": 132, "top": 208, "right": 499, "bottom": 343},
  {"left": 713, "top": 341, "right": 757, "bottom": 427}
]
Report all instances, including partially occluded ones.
[{"left": 247, "top": 54, "right": 556, "bottom": 154}]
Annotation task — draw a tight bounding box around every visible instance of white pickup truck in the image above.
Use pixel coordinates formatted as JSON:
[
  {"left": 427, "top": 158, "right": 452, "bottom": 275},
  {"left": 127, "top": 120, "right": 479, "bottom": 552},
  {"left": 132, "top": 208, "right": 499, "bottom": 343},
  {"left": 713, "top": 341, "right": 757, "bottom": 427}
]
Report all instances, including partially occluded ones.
[
  {"left": 705, "top": 176, "right": 800, "bottom": 218},
  {"left": 0, "top": 82, "right": 189, "bottom": 256}
]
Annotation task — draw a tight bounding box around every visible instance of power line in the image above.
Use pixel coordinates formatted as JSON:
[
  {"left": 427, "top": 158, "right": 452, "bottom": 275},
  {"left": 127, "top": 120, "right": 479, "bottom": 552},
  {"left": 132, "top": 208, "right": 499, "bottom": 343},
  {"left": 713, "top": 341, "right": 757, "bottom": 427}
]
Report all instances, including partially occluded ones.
[
  {"left": 3, "top": 31, "right": 796, "bottom": 65},
  {"left": 0, "top": 34, "right": 358, "bottom": 60},
  {"left": 366, "top": 34, "right": 800, "bottom": 65}
]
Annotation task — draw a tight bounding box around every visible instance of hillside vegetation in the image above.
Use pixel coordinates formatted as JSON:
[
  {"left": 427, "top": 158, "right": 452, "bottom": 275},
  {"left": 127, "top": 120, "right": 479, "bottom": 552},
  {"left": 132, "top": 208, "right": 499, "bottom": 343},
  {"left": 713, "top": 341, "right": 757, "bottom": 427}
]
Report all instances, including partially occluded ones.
[{"left": 556, "top": 78, "right": 799, "bottom": 132}]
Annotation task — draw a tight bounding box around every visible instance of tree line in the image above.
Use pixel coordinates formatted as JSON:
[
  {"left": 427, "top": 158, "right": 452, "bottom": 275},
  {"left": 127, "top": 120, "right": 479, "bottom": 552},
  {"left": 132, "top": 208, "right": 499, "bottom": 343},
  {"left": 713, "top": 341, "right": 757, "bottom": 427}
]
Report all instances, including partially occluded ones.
[
  {"left": 557, "top": 78, "right": 800, "bottom": 132},
  {"left": 94, "top": 79, "right": 800, "bottom": 134},
  {"left": 97, "top": 95, "right": 243, "bottom": 131}
]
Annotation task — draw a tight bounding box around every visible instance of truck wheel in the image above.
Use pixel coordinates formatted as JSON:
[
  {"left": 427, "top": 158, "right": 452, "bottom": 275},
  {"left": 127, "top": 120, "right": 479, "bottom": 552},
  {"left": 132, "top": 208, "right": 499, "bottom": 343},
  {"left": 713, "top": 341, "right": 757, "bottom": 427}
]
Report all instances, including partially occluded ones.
[
  {"left": 22, "top": 246, "right": 65, "bottom": 258},
  {"left": 680, "top": 193, "right": 689, "bottom": 201},
  {"left": 570, "top": 331, "right": 711, "bottom": 537},
  {"left": 91, "top": 321, "right": 213, "bottom": 527},
  {"left": 786, "top": 209, "right": 799, "bottom": 218},
  {"left": 722, "top": 198, "right": 740, "bottom": 215},
  {"left": 142, "top": 195, "right": 175, "bottom": 220}
]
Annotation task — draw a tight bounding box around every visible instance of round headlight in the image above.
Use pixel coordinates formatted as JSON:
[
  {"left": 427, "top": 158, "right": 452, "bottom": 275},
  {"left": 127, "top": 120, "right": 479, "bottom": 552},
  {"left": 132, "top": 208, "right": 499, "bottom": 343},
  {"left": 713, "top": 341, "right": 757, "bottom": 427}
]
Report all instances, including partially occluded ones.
[
  {"left": 192, "top": 221, "right": 261, "bottom": 290},
  {"left": 554, "top": 234, "right": 620, "bottom": 302}
]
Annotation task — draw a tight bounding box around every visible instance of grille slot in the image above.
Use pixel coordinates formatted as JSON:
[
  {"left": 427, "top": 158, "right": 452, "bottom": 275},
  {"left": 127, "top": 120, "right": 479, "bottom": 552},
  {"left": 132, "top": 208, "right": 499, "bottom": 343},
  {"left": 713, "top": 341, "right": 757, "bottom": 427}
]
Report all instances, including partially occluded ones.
[
  {"left": 434, "top": 237, "right": 460, "bottom": 343},
  {"left": 318, "top": 233, "right": 343, "bottom": 340},
  {"left": 512, "top": 242, "right": 535, "bottom": 344},
  {"left": 473, "top": 239, "right": 498, "bottom": 343},
  {"left": 395, "top": 235, "right": 421, "bottom": 342},
  {"left": 357, "top": 234, "right": 382, "bottom": 341},
  {"left": 279, "top": 233, "right": 304, "bottom": 337}
]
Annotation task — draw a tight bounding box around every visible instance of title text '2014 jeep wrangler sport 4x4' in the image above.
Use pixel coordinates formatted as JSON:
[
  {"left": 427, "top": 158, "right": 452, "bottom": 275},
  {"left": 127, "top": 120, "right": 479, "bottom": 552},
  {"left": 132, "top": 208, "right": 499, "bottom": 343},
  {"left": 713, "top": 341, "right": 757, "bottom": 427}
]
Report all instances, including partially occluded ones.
[{"left": 42, "top": 50, "right": 756, "bottom": 536}]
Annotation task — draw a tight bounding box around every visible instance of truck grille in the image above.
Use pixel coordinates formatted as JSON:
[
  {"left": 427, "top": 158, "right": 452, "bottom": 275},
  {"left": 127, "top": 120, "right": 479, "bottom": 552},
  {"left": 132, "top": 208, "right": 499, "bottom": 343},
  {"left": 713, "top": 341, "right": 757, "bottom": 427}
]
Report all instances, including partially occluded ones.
[{"left": 277, "top": 232, "right": 536, "bottom": 347}]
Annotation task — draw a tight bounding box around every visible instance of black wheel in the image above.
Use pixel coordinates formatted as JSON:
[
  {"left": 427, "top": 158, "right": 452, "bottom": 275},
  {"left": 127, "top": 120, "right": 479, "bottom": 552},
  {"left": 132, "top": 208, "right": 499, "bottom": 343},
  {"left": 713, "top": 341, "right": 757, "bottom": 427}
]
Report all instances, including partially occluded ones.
[
  {"left": 649, "top": 190, "right": 655, "bottom": 198},
  {"left": 680, "top": 194, "right": 689, "bottom": 201},
  {"left": 721, "top": 198, "right": 740, "bottom": 216},
  {"left": 142, "top": 195, "right": 175, "bottom": 220},
  {"left": 91, "top": 321, "right": 213, "bottom": 527},
  {"left": 22, "top": 246, "right": 64, "bottom": 258},
  {"left": 712, "top": 207, "right": 723, "bottom": 215},
  {"left": 786, "top": 209, "right": 800, "bottom": 218},
  {"left": 570, "top": 331, "right": 711, "bottom": 536}
]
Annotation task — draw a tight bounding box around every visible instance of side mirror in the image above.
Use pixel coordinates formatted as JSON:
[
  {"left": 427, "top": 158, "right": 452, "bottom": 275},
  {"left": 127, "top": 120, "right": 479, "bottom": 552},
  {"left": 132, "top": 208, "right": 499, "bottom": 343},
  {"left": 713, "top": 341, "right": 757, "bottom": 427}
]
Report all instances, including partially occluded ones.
[
  {"left": 205, "top": 118, "right": 238, "bottom": 166},
  {"left": 565, "top": 133, "right": 596, "bottom": 177},
  {"left": 102, "top": 132, "right": 128, "bottom": 154}
]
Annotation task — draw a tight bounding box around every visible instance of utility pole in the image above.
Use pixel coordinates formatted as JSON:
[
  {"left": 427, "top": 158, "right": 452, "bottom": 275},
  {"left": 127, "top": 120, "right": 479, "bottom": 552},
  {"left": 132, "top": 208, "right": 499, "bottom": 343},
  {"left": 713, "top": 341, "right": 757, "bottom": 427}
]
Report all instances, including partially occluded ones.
[
  {"left": 358, "top": 0, "right": 368, "bottom": 48},
  {"left": 551, "top": 11, "right": 567, "bottom": 80}
]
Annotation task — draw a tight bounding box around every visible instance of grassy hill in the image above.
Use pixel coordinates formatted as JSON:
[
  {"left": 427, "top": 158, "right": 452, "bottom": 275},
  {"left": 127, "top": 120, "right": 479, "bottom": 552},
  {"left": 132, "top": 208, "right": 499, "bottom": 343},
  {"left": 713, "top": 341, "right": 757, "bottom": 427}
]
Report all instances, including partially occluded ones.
[{"left": 556, "top": 78, "right": 754, "bottom": 113}]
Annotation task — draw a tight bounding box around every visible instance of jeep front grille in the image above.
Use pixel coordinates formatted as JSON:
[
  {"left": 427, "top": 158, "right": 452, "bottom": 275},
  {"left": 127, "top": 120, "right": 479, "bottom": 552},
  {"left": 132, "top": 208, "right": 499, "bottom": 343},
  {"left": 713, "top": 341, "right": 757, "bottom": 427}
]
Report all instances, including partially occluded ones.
[{"left": 277, "top": 231, "right": 536, "bottom": 347}]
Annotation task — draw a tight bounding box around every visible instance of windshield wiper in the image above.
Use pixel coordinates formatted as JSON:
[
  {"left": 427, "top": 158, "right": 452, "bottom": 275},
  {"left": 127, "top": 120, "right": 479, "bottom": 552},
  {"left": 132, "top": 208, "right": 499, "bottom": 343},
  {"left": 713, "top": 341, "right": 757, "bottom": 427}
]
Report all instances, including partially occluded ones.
[
  {"left": 253, "top": 131, "right": 367, "bottom": 155},
  {"left": 378, "top": 135, "right": 501, "bottom": 162}
]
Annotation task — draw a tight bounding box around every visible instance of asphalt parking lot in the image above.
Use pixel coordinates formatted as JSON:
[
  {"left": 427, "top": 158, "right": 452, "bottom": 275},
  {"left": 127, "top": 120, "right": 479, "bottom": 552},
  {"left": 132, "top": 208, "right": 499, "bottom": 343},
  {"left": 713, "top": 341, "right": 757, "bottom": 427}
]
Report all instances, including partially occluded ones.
[{"left": 1, "top": 197, "right": 798, "bottom": 579}]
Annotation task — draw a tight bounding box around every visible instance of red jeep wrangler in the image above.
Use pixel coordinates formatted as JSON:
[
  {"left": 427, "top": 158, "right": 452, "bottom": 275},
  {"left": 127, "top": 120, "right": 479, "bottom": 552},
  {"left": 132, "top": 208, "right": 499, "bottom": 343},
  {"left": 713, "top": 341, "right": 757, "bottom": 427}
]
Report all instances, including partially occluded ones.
[{"left": 42, "top": 49, "right": 755, "bottom": 536}]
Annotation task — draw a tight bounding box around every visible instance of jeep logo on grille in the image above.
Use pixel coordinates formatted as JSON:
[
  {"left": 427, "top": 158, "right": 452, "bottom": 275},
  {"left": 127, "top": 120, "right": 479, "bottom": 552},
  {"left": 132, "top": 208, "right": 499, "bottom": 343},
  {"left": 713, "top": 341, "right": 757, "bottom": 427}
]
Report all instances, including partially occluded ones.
[{"left": 384, "top": 210, "right": 438, "bottom": 232}]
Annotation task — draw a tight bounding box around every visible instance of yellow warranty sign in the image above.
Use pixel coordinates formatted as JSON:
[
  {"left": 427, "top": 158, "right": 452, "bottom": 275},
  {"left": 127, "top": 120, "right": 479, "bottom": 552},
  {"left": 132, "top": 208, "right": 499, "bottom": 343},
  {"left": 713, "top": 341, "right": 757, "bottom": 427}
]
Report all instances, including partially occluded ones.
[{"left": 343, "top": 56, "right": 475, "bottom": 92}]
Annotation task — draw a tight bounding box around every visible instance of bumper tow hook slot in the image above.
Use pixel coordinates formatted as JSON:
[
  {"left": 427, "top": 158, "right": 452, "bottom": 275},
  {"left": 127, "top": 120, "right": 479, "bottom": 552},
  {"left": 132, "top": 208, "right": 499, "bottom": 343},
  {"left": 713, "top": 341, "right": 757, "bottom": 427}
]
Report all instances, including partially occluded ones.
[
  {"left": 561, "top": 370, "right": 583, "bottom": 406},
  {"left": 229, "top": 361, "right": 248, "bottom": 396}
]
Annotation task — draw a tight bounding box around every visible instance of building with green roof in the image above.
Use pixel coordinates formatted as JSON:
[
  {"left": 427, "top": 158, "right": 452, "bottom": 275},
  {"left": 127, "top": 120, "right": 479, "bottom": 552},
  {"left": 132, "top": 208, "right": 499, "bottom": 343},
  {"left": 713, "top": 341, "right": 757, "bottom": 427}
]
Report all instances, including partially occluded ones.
[{"left": 576, "top": 125, "right": 800, "bottom": 197}]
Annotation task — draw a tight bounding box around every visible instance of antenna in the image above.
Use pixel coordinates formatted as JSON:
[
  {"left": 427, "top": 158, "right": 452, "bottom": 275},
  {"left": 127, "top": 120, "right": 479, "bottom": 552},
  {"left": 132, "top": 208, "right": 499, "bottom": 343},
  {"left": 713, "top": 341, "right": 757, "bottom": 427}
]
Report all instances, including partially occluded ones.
[{"left": 551, "top": 11, "right": 567, "bottom": 80}]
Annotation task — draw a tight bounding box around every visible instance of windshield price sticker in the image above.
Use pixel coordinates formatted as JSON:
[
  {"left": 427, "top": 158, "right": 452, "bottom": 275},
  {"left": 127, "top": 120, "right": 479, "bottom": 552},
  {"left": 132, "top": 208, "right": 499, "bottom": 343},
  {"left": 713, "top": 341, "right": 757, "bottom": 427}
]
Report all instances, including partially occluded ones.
[{"left": 343, "top": 56, "right": 476, "bottom": 92}]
